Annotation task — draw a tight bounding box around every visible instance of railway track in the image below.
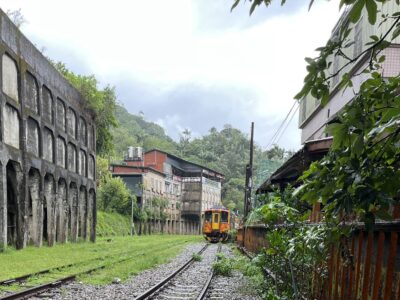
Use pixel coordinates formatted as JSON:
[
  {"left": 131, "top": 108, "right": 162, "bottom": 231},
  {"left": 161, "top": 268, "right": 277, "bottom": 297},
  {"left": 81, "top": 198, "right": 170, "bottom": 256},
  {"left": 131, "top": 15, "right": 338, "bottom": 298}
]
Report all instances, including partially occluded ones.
[
  {"left": 0, "top": 248, "right": 144, "bottom": 287},
  {"left": 135, "top": 243, "right": 221, "bottom": 300},
  {"left": 0, "top": 251, "right": 143, "bottom": 300}
]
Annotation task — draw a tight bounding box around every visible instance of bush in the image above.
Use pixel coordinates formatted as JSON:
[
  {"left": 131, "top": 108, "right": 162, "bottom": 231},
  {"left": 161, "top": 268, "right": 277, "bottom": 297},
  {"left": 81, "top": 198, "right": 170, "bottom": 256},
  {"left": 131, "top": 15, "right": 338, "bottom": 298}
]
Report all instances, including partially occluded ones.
[
  {"left": 192, "top": 253, "right": 202, "bottom": 262},
  {"left": 98, "top": 177, "right": 134, "bottom": 215},
  {"left": 213, "top": 254, "right": 233, "bottom": 276}
]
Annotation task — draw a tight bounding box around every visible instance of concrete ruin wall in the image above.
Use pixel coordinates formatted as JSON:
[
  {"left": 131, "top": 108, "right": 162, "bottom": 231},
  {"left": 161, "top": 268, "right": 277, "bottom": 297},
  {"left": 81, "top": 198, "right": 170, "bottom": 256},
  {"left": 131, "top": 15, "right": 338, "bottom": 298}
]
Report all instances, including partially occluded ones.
[{"left": 0, "top": 10, "right": 97, "bottom": 250}]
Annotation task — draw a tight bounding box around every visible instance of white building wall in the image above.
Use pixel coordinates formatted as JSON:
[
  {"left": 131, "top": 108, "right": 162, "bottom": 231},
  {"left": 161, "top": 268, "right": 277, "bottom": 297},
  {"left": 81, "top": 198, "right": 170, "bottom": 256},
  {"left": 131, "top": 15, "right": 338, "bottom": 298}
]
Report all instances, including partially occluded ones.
[
  {"left": 299, "top": 3, "right": 400, "bottom": 143},
  {"left": 300, "top": 47, "right": 400, "bottom": 143}
]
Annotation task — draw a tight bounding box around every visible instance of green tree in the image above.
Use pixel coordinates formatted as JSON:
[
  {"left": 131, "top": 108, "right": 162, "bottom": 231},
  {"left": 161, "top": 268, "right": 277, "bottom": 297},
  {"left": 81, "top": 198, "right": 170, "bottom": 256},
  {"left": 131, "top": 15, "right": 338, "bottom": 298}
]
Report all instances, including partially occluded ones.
[
  {"left": 96, "top": 156, "right": 111, "bottom": 185},
  {"left": 98, "top": 177, "right": 133, "bottom": 215},
  {"left": 178, "top": 128, "right": 192, "bottom": 156},
  {"left": 54, "top": 62, "right": 118, "bottom": 156}
]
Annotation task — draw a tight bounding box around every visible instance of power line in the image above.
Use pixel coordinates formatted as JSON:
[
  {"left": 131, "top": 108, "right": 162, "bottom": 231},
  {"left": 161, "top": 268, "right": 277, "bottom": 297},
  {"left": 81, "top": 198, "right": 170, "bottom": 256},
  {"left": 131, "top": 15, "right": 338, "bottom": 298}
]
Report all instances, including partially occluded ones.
[
  {"left": 275, "top": 103, "right": 300, "bottom": 145},
  {"left": 265, "top": 101, "right": 299, "bottom": 149}
]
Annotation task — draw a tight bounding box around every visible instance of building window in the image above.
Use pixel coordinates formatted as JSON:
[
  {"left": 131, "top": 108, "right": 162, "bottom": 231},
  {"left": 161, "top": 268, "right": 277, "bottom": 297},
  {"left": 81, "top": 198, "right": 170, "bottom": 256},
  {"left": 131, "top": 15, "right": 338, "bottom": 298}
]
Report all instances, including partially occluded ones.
[
  {"left": 25, "top": 72, "right": 39, "bottom": 114},
  {"left": 67, "top": 107, "right": 77, "bottom": 138},
  {"left": 42, "top": 86, "right": 53, "bottom": 123},
  {"left": 79, "top": 150, "right": 86, "bottom": 176},
  {"left": 3, "top": 104, "right": 20, "bottom": 148},
  {"left": 2, "top": 54, "right": 19, "bottom": 102},
  {"left": 43, "top": 127, "right": 54, "bottom": 163},
  {"left": 68, "top": 143, "right": 77, "bottom": 172},
  {"left": 56, "top": 136, "right": 66, "bottom": 168},
  {"left": 79, "top": 117, "right": 87, "bottom": 146},
  {"left": 56, "top": 98, "right": 66, "bottom": 131},
  {"left": 88, "top": 155, "right": 95, "bottom": 180},
  {"left": 27, "top": 118, "right": 40, "bottom": 157},
  {"left": 332, "top": 54, "right": 340, "bottom": 87},
  {"left": 354, "top": 17, "right": 363, "bottom": 58}
]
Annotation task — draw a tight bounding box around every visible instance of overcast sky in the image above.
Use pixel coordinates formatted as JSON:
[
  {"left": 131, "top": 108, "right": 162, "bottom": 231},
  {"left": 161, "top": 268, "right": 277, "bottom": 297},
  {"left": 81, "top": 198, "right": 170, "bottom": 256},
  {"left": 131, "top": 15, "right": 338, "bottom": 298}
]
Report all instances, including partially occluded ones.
[{"left": 0, "top": 0, "right": 341, "bottom": 151}]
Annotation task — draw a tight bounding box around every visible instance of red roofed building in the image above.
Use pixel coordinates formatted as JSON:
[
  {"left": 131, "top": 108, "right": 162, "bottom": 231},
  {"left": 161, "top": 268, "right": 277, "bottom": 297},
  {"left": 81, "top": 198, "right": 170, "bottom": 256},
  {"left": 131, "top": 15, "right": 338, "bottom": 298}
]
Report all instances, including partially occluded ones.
[{"left": 111, "top": 147, "right": 224, "bottom": 234}]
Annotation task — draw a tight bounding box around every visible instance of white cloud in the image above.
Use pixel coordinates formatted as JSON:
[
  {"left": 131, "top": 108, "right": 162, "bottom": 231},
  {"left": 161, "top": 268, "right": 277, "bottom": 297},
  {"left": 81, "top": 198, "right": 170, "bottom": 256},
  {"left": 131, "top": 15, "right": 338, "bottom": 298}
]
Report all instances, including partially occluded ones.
[{"left": 0, "top": 0, "right": 341, "bottom": 150}]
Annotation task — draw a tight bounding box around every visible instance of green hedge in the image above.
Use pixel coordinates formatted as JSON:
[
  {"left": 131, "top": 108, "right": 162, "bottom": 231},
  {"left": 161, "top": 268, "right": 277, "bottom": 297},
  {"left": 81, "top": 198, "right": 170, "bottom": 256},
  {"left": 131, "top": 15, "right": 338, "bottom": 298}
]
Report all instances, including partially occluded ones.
[{"left": 96, "top": 211, "right": 131, "bottom": 237}]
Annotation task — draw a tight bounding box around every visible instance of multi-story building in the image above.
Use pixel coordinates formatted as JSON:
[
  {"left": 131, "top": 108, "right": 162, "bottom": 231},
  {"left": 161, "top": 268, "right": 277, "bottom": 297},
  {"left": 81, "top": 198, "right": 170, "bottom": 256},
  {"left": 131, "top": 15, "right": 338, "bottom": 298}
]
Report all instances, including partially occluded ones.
[
  {"left": 0, "top": 10, "right": 97, "bottom": 250},
  {"left": 300, "top": 3, "right": 400, "bottom": 144},
  {"left": 111, "top": 147, "right": 224, "bottom": 234}
]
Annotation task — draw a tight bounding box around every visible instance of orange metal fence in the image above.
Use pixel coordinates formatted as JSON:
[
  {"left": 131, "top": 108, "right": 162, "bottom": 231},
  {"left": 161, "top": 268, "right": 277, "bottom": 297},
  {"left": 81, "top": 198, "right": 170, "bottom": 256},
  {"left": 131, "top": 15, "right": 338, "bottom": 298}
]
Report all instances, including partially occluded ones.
[{"left": 237, "top": 222, "right": 400, "bottom": 299}]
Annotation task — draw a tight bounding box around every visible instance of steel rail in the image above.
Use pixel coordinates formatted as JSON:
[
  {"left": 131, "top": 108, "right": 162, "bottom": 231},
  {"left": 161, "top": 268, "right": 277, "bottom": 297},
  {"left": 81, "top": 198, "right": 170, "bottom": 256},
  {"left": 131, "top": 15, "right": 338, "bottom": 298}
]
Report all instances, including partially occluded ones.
[
  {"left": 0, "top": 248, "right": 143, "bottom": 286},
  {"left": 134, "top": 243, "right": 209, "bottom": 300},
  {"left": 0, "top": 253, "right": 137, "bottom": 300},
  {"left": 196, "top": 243, "right": 222, "bottom": 300}
]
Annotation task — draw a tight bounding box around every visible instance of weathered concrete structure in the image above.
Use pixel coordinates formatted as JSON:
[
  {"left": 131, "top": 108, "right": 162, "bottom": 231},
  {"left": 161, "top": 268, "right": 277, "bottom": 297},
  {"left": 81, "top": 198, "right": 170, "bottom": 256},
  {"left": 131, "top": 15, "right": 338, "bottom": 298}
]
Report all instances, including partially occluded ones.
[
  {"left": 0, "top": 10, "right": 96, "bottom": 250},
  {"left": 111, "top": 148, "right": 224, "bottom": 234}
]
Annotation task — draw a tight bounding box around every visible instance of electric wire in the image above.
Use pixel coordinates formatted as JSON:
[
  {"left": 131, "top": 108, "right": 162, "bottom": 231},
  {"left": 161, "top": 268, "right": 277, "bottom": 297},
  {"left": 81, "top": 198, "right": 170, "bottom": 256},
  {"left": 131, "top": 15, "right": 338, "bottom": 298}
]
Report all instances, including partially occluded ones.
[
  {"left": 275, "top": 103, "right": 300, "bottom": 145},
  {"left": 265, "top": 100, "right": 299, "bottom": 149}
]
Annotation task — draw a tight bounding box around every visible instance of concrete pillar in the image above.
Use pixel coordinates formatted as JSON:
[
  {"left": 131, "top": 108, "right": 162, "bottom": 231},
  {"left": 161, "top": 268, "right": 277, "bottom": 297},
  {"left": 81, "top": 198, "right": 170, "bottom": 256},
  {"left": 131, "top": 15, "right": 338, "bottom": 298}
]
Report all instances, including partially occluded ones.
[
  {"left": 44, "top": 174, "right": 56, "bottom": 246},
  {"left": 28, "top": 168, "right": 42, "bottom": 246},
  {"left": 0, "top": 163, "right": 5, "bottom": 251},
  {"left": 69, "top": 183, "right": 79, "bottom": 242},
  {"left": 90, "top": 189, "right": 97, "bottom": 243},
  {"left": 89, "top": 189, "right": 96, "bottom": 242},
  {"left": 78, "top": 187, "right": 87, "bottom": 240},
  {"left": 57, "top": 180, "right": 67, "bottom": 243}
]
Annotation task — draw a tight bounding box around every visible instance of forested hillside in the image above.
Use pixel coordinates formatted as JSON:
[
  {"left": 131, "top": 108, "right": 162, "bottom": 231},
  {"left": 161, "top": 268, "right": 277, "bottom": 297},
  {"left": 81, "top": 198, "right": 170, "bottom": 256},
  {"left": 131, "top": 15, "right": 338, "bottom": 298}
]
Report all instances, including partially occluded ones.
[
  {"left": 111, "top": 105, "right": 178, "bottom": 157},
  {"left": 112, "top": 104, "right": 292, "bottom": 214}
]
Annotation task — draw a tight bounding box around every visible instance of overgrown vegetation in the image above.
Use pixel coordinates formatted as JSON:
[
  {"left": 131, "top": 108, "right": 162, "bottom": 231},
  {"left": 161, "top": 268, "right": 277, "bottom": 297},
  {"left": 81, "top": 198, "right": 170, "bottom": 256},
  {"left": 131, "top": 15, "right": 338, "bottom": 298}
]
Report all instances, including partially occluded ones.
[
  {"left": 192, "top": 253, "right": 202, "bottom": 262},
  {"left": 96, "top": 211, "right": 131, "bottom": 237},
  {"left": 212, "top": 251, "right": 265, "bottom": 297},
  {"left": 54, "top": 63, "right": 118, "bottom": 156},
  {"left": 232, "top": 0, "right": 400, "bottom": 298},
  {"left": 212, "top": 253, "right": 234, "bottom": 276}
]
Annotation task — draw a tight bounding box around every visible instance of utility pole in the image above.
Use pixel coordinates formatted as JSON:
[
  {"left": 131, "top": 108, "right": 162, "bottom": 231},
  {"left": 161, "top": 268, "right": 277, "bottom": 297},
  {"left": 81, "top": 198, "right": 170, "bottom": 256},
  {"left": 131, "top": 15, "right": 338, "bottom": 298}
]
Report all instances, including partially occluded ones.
[{"left": 244, "top": 122, "right": 254, "bottom": 221}]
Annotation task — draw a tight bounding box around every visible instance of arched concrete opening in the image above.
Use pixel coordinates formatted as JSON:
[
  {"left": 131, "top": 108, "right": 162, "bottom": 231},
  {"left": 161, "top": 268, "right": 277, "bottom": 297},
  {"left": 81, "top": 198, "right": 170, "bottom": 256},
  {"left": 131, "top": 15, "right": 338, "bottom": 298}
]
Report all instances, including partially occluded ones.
[
  {"left": 69, "top": 182, "right": 78, "bottom": 242},
  {"left": 44, "top": 174, "right": 56, "bottom": 246},
  {"left": 56, "top": 178, "right": 67, "bottom": 243},
  {"left": 6, "top": 162, "right": 18, "bottom": 247},
  {"left": 28, "top": 168, "right": 41, "bottom": 246},
  {"left": 78, "top": 186, "right": 87, "bottom": 240}
]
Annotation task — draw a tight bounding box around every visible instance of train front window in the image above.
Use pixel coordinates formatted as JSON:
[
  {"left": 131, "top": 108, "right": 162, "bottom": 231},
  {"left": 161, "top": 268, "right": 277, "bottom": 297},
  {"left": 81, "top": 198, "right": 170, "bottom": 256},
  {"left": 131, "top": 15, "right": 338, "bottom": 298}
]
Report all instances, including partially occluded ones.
[
  {"left": 213, "top": 213, "right": 219, "bottom": 223},
  {"left": 205, "top": 211, "right": 212, "bottom": 222},
  {"left": 221, "top": 211, "right": 228, "bottom": 223}
]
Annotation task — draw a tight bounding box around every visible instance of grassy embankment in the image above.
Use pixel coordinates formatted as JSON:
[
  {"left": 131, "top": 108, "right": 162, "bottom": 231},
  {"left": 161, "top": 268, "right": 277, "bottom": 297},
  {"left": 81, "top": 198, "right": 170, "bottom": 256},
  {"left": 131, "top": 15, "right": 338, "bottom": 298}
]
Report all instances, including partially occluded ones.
[
  {"left": 0, "top": 211, "right": 202, "bottom": 290},
  {"left": 96, "top": 211, "right": 132, "bottom": 237}
]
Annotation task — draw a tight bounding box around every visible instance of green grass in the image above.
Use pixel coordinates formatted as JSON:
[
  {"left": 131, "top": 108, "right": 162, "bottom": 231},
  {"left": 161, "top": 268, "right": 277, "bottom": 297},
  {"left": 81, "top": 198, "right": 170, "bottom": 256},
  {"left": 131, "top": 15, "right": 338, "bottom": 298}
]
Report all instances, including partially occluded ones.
[
  {"left": 0, "top": 235, "right": 202, "bottom": 288},
  {"left": 96, "top": 211, "right": 131, "bottom": 237}
]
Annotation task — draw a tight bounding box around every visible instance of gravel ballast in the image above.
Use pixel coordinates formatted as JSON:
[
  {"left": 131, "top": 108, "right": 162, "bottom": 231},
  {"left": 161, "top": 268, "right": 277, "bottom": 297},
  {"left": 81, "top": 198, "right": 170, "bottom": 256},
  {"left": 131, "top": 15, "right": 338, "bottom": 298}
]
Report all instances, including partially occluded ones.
[{"left": 28, "top": 243, "right": 261, "bottom": 300}]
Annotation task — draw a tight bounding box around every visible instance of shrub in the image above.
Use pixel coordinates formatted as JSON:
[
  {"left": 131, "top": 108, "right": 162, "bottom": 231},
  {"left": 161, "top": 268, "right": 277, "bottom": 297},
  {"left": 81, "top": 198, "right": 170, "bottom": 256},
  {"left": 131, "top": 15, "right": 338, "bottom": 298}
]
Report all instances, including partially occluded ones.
[
  {"left": 213, "top": 254, "right": 233, "bottom": 276},
  {"left": 192, "top": 253, "right": 202, "bottom": 262}
]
